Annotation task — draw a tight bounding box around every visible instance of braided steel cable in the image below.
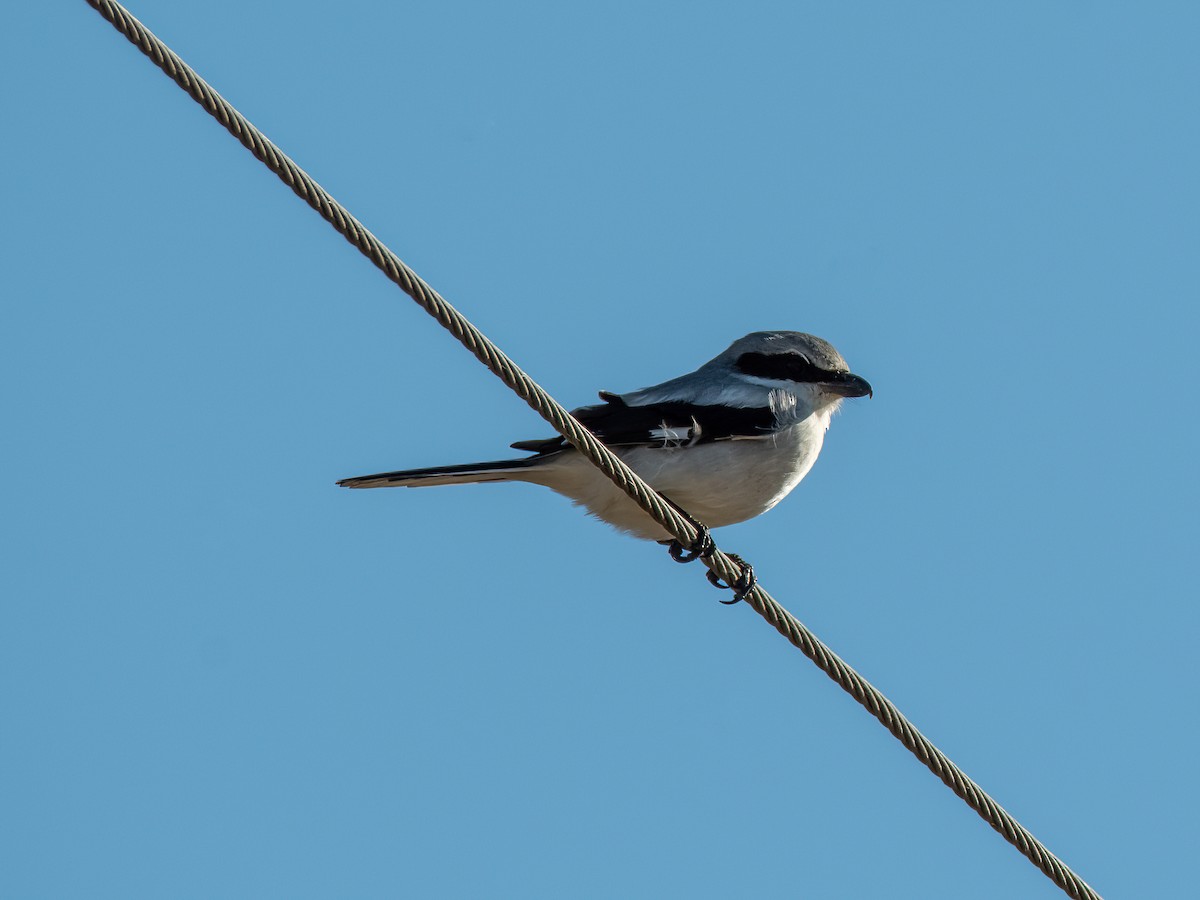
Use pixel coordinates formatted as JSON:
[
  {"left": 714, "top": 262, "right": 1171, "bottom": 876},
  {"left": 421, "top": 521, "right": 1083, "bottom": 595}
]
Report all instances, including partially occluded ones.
[{"left": 81, "top": 3, "right": 1102, "bottom": 897}]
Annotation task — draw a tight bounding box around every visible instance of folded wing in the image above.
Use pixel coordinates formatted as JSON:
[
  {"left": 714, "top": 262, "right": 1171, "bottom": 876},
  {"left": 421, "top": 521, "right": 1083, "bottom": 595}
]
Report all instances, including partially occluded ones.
[{"left": 511, "top": 392, "right": 777, "bottom": 455}]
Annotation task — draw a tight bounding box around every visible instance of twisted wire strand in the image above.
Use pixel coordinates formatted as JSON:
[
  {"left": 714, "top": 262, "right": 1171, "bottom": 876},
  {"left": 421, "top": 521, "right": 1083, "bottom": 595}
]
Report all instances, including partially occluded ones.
[{"left": 81, "top": 3, "right": 1101, "bottom": 898}]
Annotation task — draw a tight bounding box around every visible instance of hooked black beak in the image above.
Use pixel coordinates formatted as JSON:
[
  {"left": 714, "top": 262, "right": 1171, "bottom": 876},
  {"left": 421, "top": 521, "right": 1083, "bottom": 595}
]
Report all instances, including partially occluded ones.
[{"left": 823, "top": 372, "right": 873, "bottom": 399}]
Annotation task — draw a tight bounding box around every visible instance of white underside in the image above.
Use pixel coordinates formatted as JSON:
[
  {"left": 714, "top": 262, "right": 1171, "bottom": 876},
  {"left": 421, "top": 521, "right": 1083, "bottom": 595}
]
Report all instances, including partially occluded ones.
[{"left": 506, "top": 413, "right": 831, "bottom": 540}]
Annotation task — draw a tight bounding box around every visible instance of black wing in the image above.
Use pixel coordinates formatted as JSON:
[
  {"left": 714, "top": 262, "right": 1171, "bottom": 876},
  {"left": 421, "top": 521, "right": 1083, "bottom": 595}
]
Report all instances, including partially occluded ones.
[{"left": 510, "top": 392, "right": 777, "bottom": 456}]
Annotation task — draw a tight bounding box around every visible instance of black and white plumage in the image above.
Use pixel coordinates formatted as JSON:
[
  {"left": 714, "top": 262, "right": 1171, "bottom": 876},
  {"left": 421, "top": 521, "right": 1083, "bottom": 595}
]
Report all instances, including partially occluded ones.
[{"left": 338, "top": 331, "right": 871, "bottom": 540}]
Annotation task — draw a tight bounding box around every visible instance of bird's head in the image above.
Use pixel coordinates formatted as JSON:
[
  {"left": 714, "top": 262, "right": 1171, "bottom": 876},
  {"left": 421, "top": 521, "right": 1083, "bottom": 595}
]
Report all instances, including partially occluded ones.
[{"left": 714, "top": 331, "right": 873, "bottom": 413}]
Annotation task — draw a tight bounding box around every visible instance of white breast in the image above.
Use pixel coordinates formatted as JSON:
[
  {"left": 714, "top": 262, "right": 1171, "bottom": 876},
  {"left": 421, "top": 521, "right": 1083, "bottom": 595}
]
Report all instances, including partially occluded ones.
[{"left": 524, "top": 409, "right": 832, "bottom": 540}]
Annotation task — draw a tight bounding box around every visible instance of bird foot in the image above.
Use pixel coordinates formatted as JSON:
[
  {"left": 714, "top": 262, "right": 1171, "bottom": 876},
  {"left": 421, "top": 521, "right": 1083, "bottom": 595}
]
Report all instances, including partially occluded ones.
[{"left": 707, "top": 553, "right": 756, "bottom": 605}]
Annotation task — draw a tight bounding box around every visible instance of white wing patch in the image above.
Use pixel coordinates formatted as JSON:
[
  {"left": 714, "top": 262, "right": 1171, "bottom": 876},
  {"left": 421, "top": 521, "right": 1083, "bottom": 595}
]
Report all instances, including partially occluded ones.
[{"left": 651, "top": 417, "right": 702, "bottom": 448}]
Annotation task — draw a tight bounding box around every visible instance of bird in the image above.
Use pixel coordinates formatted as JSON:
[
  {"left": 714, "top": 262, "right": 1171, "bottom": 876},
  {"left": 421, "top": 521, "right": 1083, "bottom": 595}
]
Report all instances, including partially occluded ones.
[{"left": 338, "top": 331, "right": 871, "bottom": 541}]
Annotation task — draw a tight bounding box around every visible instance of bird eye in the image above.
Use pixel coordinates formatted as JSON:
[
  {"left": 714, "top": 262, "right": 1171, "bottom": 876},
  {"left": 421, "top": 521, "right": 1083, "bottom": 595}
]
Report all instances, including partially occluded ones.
[{"left": 735, "top": 352, "right": 824, "bottom": 383}]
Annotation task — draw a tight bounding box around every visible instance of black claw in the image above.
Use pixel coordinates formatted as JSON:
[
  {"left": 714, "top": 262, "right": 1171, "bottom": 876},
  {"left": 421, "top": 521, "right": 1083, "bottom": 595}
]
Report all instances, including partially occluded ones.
[
  {"left": 668, "top": 525, "right": 715, "bottom": 563},
  {"left": 708, "top": 553, "right": 756, "bottom": 605},
  {"left": 660, "top": 494, "right": 716, "bottom": 564}
]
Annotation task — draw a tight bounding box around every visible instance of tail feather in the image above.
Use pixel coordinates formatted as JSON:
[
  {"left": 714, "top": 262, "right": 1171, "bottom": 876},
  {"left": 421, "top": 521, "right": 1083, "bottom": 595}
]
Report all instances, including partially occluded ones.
[{"left": 337, "top": 457, "right": 539, "bottom": 489}]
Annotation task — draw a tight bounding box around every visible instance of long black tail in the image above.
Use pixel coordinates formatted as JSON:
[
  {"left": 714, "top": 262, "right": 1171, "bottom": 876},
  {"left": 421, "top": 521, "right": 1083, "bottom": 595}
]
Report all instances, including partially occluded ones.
[{"left": 336, "top": 457, "right": 540, "bottom": 489}]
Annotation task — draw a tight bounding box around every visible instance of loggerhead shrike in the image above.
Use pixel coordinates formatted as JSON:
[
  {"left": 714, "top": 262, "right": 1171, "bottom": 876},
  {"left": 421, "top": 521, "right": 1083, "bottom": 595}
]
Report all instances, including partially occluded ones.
[{"left": 338, "top": 331, "right": 871, "bottom": 541}]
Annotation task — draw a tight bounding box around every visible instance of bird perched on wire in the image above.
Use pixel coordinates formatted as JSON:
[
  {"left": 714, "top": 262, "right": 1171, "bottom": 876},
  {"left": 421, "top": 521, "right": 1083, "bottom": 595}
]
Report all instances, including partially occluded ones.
[{"left": 338, "top": 331, "right": 871, "bottom": 541}]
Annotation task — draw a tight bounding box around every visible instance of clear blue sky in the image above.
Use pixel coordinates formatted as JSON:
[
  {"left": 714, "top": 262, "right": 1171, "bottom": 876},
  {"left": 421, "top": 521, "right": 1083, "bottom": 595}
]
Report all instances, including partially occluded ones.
[{"left": 3, "top": 3, "right": 1196, "bottom": 898}]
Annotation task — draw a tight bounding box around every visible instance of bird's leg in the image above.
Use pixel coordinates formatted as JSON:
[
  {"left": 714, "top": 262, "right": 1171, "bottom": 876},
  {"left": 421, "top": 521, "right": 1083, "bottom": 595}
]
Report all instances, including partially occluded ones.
[{"left": 657, "top": 494, "right": 715, "bottom": 563}]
